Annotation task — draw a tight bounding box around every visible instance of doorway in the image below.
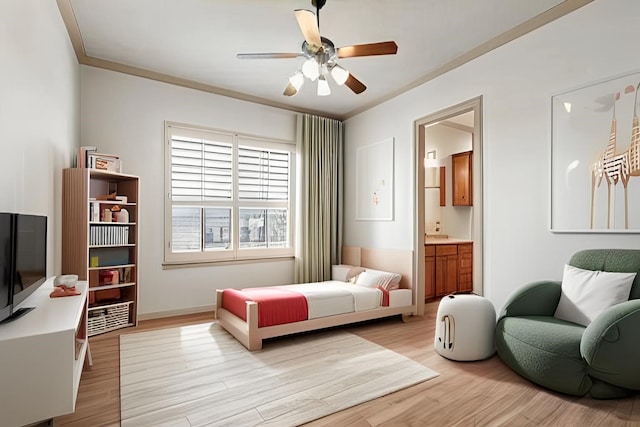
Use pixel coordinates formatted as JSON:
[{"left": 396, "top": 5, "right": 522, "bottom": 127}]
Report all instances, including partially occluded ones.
[{"left": 413, "top": 97, "right": 483, "bottom": 316}]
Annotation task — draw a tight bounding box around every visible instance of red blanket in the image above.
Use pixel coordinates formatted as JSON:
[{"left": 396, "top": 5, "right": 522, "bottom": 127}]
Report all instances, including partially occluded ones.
[{"left": 221, "top": 287, "right": 309, "bottom": 327}]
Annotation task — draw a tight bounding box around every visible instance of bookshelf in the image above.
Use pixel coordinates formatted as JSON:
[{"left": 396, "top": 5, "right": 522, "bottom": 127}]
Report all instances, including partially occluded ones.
[{"left": 62, "top": 168, "right": 139, "bottom": 336}]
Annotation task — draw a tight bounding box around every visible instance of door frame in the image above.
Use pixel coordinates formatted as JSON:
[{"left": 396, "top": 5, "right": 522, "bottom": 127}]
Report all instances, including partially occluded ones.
[{"left": 413, "top": 96, "right": 483, "bottom": 315}]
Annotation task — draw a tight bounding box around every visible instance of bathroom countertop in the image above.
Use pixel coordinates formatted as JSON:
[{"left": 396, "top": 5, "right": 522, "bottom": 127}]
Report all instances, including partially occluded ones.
[{"left": 425, "top": 237, "right": 473, "bottom": 245}]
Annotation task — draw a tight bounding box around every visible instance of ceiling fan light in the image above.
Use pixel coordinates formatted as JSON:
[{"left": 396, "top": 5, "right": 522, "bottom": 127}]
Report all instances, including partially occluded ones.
[
  {"left": 330, "top": 64, "right": 349, "bottom": 86},
  {"left": 289, "top": 72, "right": 304, "bottom": 90},
  {"left": 302, "top": 58, "right": 320, "bottom": 81},
  {"left": 317, "top": 76, "right": 331, "bottom": 96},
  {"left": 283, "top": 82, "right": 298, "bottom": 97}
]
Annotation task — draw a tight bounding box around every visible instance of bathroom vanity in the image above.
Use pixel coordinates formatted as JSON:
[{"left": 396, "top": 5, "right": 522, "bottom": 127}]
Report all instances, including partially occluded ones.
[{"left": 424, "top": 238, "right": 473, "bottom": 300}]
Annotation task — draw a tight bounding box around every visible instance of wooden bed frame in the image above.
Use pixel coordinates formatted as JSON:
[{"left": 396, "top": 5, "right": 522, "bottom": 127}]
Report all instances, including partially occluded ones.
[{"left": 215, "top": 246, "right": 416, "bottom": 350}]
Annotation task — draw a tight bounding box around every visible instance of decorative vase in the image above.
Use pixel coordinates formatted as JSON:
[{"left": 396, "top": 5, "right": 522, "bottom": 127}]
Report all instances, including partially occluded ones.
[{"left": 118, "top": 208, "right": 129, "bottom": 223}]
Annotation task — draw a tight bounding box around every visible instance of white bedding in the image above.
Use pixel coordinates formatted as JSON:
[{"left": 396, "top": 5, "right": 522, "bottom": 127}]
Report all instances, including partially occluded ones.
[{"left": 274, "top": 280, "right": 382, "bottom": 319}]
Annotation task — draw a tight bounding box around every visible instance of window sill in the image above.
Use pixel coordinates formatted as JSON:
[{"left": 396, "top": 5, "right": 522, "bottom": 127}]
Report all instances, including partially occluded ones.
[{"left": 162, "top": 255, "right": 295, "bottom": 270}]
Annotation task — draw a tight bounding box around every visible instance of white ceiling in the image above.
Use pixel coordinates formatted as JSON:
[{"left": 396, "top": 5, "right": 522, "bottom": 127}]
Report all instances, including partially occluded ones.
[{"left": 62, "top": 0, "right": 589, "bottom": 120}]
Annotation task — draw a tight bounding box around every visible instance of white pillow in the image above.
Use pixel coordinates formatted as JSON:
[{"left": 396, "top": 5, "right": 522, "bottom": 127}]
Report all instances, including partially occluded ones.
[
  {"left": 331, "top": 264, "right": 365, "bottom": 282},
  {"left": 365, "top": 268, "right": 402, "bottom": 289},
  {"left": 355, "top": 269, "right": 402, "bottom": 291},
  {"left": 553, "top": 264, "right": 636, "bottom": 327}
]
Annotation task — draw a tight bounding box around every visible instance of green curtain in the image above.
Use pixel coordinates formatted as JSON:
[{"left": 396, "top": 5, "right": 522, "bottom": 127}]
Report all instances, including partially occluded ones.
[{"left": 295, "top": 113, "right": 344, "bottom": 283}]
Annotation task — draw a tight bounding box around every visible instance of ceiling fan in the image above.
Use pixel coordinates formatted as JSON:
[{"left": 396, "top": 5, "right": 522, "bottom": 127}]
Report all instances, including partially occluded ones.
[{"left": 237, "top": 0, "right": 398, "bottom": 97}]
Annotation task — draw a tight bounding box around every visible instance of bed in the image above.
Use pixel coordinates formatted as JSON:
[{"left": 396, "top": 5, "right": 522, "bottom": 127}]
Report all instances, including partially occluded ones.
[{"left": 215, "top": 246, "right": 416, "bottom": 350}]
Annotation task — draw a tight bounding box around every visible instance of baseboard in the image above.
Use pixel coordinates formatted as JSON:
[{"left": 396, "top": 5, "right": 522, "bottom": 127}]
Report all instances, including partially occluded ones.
[{"left": 137, "top": 305, "right": 215, "bottom": 321}]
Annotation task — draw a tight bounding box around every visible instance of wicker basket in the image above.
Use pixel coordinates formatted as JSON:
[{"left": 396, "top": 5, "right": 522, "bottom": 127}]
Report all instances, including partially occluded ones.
[{"left": 87, "top": 301, "right": 132, "bottom": 336}]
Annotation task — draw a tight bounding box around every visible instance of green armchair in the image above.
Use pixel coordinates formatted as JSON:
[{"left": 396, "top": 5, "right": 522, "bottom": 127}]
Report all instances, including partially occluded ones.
[{"left": 495, "top": 249, "right": 640, "bottom": 399}]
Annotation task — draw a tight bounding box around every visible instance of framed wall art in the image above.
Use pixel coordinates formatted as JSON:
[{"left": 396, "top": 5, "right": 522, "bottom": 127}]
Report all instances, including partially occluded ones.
[
  {"left": 551, "top": 71, "right": 640, "bottom": 233},
  {"left": 356, "top": 138, "right": 394, "bottom": 221}
]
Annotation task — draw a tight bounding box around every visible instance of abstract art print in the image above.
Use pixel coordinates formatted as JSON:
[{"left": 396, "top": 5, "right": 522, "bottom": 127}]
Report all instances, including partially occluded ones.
[
  {"left": 551, "top": 71, "right": 640, "bottom": 232},
  {"left": 356, "top": 138, "right": 394, "bottom": 221}
]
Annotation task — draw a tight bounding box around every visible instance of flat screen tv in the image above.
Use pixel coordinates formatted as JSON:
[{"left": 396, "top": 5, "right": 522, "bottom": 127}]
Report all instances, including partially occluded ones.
[
  {"left": 0, "top": 213, "right": 14, "bottom": 323},
  {"left": 12, "top": 214, "right": 47, "bottom": 316}
]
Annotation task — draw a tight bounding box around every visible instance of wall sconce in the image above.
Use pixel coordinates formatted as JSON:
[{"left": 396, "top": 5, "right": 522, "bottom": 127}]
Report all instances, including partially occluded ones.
[
  {"left": 424, "top": 150, "right": 439, "bottom": 168},
  {"left": 425, "top": 150, "right": 441, "bottom": 188}
]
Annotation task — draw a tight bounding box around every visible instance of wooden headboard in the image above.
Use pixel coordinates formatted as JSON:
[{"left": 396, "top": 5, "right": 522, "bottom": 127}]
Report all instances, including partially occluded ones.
[{"left": 342, "top": 246, "right": 413, "bottom": 289}]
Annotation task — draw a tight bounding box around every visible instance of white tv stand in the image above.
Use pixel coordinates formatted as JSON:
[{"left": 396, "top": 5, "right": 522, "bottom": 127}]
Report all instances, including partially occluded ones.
[{"left": 0, "top": 277, "right": 88, "bottom": 427}]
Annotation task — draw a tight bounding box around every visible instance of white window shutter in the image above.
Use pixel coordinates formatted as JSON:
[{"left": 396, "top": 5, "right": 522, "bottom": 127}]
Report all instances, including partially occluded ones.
[
  {"left": 238, "top": 146, "right": 289, "bottom": 201},
  {"left": 170, "top": 132, "right": 233, "bottom": 201}
]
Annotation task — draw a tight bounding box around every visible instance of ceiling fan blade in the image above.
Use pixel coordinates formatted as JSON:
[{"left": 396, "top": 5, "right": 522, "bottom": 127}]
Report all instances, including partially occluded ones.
[
  {"left": 337, "top": 41, "right": 398, "bottom": 58},
  {"left": 345, "top": 74, "right": 367, "bottom": 94},
  {"left": 294, "top": 9, "right": 322, "bottom": 51},
  {"left": 237, "top": 53, "right": 301, "bottom": 59},
  {"left": 283, "top": 82, "right": 298, "bottom": 97}
]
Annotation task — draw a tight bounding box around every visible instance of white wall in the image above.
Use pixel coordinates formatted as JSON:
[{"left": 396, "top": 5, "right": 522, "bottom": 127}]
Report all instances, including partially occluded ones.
[
  {"left": 80, "top": 67, "right": 298, "bottom": 317},
  {"left": 344, "top": 0, "right": 640, "bottom": 313},
  {"left": 0, "top": 0, "right": 79, "bottom": 275},
  {"left": 425, "top": 124, "right": 472, "bottom": 160}
]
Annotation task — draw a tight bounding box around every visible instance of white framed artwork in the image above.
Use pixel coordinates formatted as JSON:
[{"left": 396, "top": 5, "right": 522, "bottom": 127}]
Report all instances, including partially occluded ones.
[
  {"left": 356, "top": 138, "right": 394, "bottom": 221},
  {"left": 551, "top": 71, "right": 640, "bottom": 233}
]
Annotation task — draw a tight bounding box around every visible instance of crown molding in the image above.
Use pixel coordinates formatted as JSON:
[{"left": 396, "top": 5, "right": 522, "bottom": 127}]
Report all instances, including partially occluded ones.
[
  {"left": 56, "top": 0, "right": 593, "bottom": 122},
  {"left": 342, "top": 0, "right": 594, "bottom": 119}
]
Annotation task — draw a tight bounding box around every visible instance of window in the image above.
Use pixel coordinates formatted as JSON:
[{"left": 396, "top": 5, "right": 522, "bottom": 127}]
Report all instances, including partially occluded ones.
[{"left": 164, "top": 122, "right": 295, "bottom": 264}]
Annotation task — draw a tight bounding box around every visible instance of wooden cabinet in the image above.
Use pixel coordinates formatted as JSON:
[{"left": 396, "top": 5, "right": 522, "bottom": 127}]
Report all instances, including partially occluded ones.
[
  {"left": 0, "top": 279, "right": 88, "bottom": 426},
  {"left": 62, "top": 168, "right": 139, "bottom": 336},
  {"left": 457, "top": 243, "right": 473, "bottom": 293},
  {"left": 435, "top": 245, "right": 458, "bottom": 296},
  {"left": 425, "top": 242, "right": 473, "bottom": 299},
  {"left": 424, "top": 246, "right": 436, "bottom": 300},
  {"left": 452, "top": 151, "right": 473, "bottom": 206}
]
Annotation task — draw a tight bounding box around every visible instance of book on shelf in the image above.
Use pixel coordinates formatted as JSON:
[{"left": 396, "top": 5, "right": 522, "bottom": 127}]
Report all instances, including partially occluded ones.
[
  {"left": 76, "top": 146, "right": 97, "bottom": 168},
  {"left": 90, "top": 224, "right": 129, "bottom": 246},
  {"left": 88, "top": 153, "right": 122, "bottom": 173},
  {"left": 89, "top": 201, "right": 100, "bottom": 222}
]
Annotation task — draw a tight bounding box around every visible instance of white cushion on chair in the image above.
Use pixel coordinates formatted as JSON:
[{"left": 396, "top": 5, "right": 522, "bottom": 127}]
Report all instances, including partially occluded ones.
[{"left": 554, "top": 264, "right": 636, "bottom": 327}]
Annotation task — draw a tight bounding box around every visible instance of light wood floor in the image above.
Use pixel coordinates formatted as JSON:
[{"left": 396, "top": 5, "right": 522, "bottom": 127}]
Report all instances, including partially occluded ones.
[{"left": 54, "top": 301, "right": 640, "bottom": 427}]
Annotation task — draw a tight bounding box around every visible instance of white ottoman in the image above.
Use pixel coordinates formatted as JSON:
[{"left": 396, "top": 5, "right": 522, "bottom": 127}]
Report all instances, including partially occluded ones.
[{"left": 434, "top": 293, "right": 496, "bottom": 361}]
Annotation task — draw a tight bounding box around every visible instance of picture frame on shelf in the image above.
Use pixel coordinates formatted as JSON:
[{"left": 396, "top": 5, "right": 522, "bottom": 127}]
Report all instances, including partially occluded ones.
[{"left": 88, "top": 152, "right": 122, "bottom": 173}]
